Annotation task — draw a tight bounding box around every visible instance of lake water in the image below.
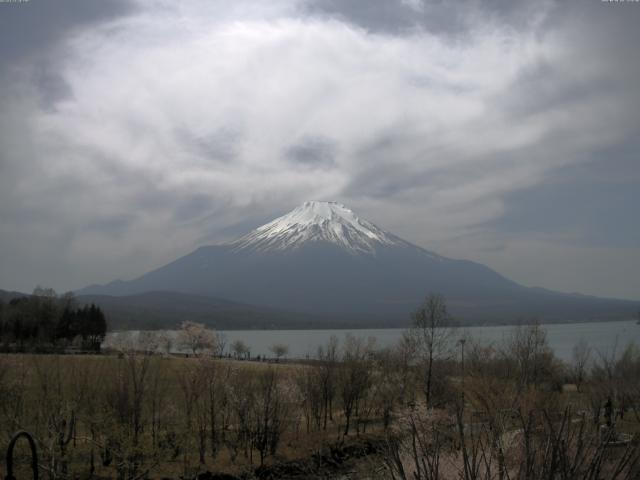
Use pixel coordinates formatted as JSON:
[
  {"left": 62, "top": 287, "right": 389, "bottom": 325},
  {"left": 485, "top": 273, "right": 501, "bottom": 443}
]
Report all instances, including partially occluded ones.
[{"left": 106, "top": 320, "right": 640, "bottom": 363}]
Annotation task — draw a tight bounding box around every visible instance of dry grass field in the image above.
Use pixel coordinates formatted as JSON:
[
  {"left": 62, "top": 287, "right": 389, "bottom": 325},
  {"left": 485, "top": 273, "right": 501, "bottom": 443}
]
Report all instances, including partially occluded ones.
[{"left": 1, "top": 323, "right": 639, "bottom": 479}]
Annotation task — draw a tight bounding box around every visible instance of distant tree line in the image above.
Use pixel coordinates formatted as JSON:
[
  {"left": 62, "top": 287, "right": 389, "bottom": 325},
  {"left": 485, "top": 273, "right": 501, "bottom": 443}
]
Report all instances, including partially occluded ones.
[{"left": 0, "top": 286, "right": 107, "bottom": 351}]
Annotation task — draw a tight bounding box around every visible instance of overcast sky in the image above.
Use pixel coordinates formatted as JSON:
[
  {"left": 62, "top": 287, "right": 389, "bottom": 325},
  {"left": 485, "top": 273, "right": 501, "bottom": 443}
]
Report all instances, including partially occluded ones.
[{"left": 0, "top": 0, "right": 638, "bottom": 300}]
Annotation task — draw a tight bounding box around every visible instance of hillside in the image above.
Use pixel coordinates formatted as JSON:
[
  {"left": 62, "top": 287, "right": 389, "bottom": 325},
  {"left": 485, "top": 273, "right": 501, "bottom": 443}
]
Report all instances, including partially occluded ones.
[{"left": 78, "top": 202, "right": 640, "bottom": 325}]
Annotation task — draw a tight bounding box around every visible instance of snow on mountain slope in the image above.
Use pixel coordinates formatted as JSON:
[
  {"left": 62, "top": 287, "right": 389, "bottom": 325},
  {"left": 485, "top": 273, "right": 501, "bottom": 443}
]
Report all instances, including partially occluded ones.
[
  {"left": 229, "top": 201, "right": 406, "bottom": 254},
  {"left": 76, "top": 201, "right": 640, "bottom": 324}
]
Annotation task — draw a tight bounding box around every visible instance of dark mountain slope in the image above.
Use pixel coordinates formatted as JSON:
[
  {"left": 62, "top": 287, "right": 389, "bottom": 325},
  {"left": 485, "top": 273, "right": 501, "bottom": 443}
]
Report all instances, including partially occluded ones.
[
  {"left": 76, "top": 291, "right": 331, "bottom": 330},
  {"left": 79, "top": 202, "right": 639, "bottom": 324}
]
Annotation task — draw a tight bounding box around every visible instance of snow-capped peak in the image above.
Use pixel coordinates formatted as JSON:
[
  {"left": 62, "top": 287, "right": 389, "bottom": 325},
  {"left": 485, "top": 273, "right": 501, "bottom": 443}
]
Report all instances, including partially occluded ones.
[{"left": 229, "top": 201, "right": 403, "bottom": 254}]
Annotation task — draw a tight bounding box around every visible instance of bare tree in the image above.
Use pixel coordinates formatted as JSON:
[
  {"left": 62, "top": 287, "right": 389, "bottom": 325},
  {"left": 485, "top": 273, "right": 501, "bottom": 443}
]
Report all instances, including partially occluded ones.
[
  {"left": 216, "top": 332, "right": 228, "bottom": 357},
  {"left": 317, "top": 335, "right": 339, "bottom": 430},
  {"left": 177, "top": 358, "right": 208, "bottom": 467},
  {"left": 295, "top": 365, "right": 323, "bottom": 432},
  {"left": 504, "top": 322, "right": 555, "bottom": 391},
  {"left": 157, "top": 331, "right": 174, "bottom": 356},
  {"left": 372, "top": 346, "right": 411, "bottom": 430},
  {"left": 231, "top": 339, "right": 249, "bottom": 359},
  {"left": 571, "top": 339, "right": 592, "bottom": 392},
  {"left": 338, "top": 335, "right": 373, "bottom": 436},
  {"left": 178, "top": 321, "right": 217, "bottom": 356},
  {"left": 138, "top": 330, "right": 162, "bottom": 354},
  {"left": 252, "top": 368, "right": 289, "bottom": 465},
  {"left": 615, "top": 343, "right": 640, "bottom": 422},
  {"left": 31, "top": 356, "right": 76, "bottom": 477},
  {"left": 408, "top": 293, "right": 456, "bottom": 407},
  {"left": 269, "top": 343, "right": 289, "bottom": 361},
  {"left": 590, "top": 341, "right": 640, "bottom": 425},
  {"left": 127, "top": 351, "right": 152, "bottom": 447},
  {"left": 96, "top": 344, "right": 157, "bottom": 479},
  {"left": 225, "top": 368, "right": 256, "bottom": 462}
]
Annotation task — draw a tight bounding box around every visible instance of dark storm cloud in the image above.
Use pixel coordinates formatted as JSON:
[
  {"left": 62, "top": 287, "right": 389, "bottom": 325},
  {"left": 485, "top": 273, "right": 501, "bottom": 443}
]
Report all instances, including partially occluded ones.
[
  {"left": 494, "top": 2, "right": 640, "bottom": 121},
  {"left": 30, "top": 63, "right": 74, "bottom": 110},
  {"left": 286, "top": 136, "right": 337, "bottom": 168},
  {"left": 496, "top": 61, "right": 610, "bottom": 119},
  {"left": 0, "top": 0, "right": 135, "bottom": 106},
  {"left": 303, "top": 0, "right": 437, "bottom": 35},
  {"left": 470, "top": 1, "right": 640, "bottom": 256},
  {"left": 302, "top": 0, "right": 555, "bottom": 37},
  {"left": 489, "top": 139, "right": 640, "bottom": 249},
  {"left": 0, "top": 0, "right": 135, "bottom": 64}
]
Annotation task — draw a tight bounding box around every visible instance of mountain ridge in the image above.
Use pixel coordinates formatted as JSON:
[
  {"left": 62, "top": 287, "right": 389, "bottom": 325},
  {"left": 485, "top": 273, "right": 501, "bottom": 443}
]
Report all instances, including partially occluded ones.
[{"left": 77, "top": 201, "right": 640, "bottom": 325}]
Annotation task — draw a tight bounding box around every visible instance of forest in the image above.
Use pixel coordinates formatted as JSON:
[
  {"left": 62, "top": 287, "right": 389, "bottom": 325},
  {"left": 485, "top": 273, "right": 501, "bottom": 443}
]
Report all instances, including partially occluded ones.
[
  {"left": 0, "top": 288, "right": 107, "bottom": 352},
  {"left": 0, "top": 295, "right": 638, "bottom": 479}
]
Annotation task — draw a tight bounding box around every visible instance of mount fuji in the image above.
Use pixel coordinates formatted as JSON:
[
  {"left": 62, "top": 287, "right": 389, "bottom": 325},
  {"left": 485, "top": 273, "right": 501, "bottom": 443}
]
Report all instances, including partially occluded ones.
[{"left": 79, "top": 201, "right": 638, "bottom": 326}]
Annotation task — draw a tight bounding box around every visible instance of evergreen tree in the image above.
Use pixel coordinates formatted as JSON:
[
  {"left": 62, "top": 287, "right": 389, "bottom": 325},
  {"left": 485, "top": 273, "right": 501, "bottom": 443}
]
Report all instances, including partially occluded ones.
[
  {"left": 0, "top": 290, "right": 108, "bottom": 351},
  {"left": 55, "top": 307, "right": 75, "bottom": 341}
]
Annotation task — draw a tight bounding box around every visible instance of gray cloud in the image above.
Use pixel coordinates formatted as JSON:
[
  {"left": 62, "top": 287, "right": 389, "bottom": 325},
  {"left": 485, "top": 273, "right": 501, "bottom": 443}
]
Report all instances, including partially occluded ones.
[
  {"left": 488, "top": 139, "right": 640, "bottom": 250},
  {"left": 0, "top": 0, "right": 638, "bottom": 300},
  {"left": 286, "top": 136, "right": 337, "bottom": 168},
  {"left": 302, "top": 0, "right": 434, "bottom": 35},
  {"left": 301, "top": 0, "right": 556, "bottom": 38},
  {"left": 0, "top": 0, "right": 135, "bottom": 107},
  {"left": 84, "top": 214, "right": 137, "bottom": 237},
  {"left": 173, "top": 194, "right": 216, "bottom": 223},
  {"left": 174, "top": 126, "right": 242, "bottom": 165},
  {"left": 0, "top": 0, "right": 133, "bottom": 62}
]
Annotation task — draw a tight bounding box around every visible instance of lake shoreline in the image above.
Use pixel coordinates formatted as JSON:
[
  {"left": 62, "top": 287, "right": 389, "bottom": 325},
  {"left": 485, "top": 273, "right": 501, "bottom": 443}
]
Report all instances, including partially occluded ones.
[
  {"left": 108, "top": 316, "right": 640, "bottom": 334},
  {"left": 105, "top": 320, "right": 640, "bottom": 363}
]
